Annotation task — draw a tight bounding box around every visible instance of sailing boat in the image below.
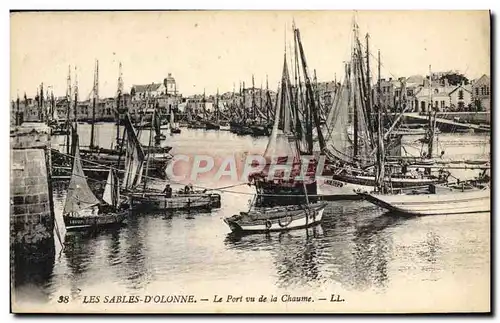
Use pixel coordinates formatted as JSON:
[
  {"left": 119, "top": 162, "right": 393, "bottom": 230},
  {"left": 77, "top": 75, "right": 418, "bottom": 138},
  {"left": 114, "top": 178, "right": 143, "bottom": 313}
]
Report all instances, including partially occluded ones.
[
  {"left": 317, "top": 21, "right": 445, "bottom": 199},
  {"left": 63, "top": 136, "right": 128, "bottom": 231},
  {"left": 121, "top": 113, "right": 220, "bottom": 211},
  {"left": 224, "top": 26, "right": 327, "bottom": 233},
  {"left": 358, "top": 65, "right": 491, "bottom": 216}
]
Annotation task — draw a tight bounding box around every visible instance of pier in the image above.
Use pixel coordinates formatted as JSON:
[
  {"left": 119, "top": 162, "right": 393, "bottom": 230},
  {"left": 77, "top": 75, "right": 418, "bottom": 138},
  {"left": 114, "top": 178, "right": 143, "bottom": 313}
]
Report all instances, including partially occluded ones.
[
  {"left": 403, "top": 112, "right": 490, "bottom": 132},
  {"left": 10, "top": 122, "right": 56, "bottom": 290}
]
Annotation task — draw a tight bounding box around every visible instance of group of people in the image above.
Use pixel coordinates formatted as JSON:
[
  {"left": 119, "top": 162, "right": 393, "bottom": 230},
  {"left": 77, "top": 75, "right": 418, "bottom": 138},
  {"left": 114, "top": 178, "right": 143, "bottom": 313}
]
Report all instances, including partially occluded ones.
[{"left": 162, "top": 183, "right": 195, "bottom": 198}]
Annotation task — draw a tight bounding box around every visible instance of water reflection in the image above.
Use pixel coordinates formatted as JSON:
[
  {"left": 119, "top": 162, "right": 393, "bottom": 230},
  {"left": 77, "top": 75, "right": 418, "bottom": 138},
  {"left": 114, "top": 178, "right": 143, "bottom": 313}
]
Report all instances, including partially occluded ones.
[{"left": 122, "top": 215, "right": 149, "bottom": 290}]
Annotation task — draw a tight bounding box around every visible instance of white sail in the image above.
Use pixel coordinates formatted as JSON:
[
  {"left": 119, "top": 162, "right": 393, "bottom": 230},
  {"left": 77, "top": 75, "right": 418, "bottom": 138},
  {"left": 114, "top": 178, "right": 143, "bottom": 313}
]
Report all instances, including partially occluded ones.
[
  {"left": 102, "top": 169, "right": 113, "bottom": 206},
  {"left": 103, "top": 169, "right": 121, "bottom": 206},
  {"left": 122, "top": 114, "right": 146, "bottom": 190},
  {"left": 63, "top": 142, "right": 100, "bottom": 215}
]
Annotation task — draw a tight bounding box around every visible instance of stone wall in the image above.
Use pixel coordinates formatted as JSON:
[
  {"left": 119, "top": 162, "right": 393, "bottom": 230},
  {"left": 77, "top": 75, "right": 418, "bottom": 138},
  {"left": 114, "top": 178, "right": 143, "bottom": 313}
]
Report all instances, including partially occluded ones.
[{"left": 10, "top": 123, "right": 55, "bottom": 288}]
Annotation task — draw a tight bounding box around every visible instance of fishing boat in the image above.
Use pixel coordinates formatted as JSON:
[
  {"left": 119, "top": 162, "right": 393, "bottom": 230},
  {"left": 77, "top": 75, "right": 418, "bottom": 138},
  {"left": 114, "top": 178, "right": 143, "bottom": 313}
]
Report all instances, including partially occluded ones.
[
  {"left": 119, "top": 113, "right": 221, "bottom": 212},
  {"left": 358, "top": 182, "right": 490, "bottom": 216},
  {"left": 224, "top": 26, "right": 327, "bottom": 233},
  {"left": 319, "top": 20, "right": 444, "bottom": 199},
  {"left": 63, "top": 139, "right": 128, "bottom": 231}
]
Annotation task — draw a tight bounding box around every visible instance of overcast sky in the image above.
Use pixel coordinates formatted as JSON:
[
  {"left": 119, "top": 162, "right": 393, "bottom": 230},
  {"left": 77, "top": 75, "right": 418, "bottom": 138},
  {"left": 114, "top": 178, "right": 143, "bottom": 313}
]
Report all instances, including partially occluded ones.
[{"left": 10, "top": 10, "right": 490, "bottom": 99}]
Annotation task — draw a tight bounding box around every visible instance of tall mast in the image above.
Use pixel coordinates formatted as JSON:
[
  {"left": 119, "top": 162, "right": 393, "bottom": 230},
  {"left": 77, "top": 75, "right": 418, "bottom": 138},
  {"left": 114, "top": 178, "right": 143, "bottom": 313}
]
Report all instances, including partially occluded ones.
[
  {"left": 376, "top": 49, "right": 385, "bottom": 192},
  {"left": 427, "top": 64, "right": 434, "bottom": 163},
  {"left": 73, "top": 67, "right": 78, "bottom": 133},
  {"left": 65, "top": 65, "right": 72, "bottom": 154},
  {"left": 242, "top": 81, "right": 246, "bottom": 121},
  {"left": 116, "top": 62, "right": 123, "bottom": 145},
  {"left": 90, "top": 59, "right": 98, "bottom": 148},
  {"left": 203, "top": 88, "right": 206, "bottom": 117},
  {"left": 15, "top": 92, "right": 20, "bottom": 126},
  {"left": 259, "top": 81, "right": 263, "bottom": 123},
  {"left": 40, "top": 83, "right": 44, "bottom": 123},
  {"left": 265, "top": 75, "right": 270, "bottom": 122},
  {"left": 352, "top": 21, "right": 359, "bottom": 159},
  {"left": 365, "top": 33, "right": 373, "bottom": 132},
  {"left": 295, "top": 26, "right": 324, "bottom": 153},
  {"left": 216, "top": 88, "right": 219, "bottom": 123},
  {"left": 251, "top": 74, "right": 256, "bottom": 120}
]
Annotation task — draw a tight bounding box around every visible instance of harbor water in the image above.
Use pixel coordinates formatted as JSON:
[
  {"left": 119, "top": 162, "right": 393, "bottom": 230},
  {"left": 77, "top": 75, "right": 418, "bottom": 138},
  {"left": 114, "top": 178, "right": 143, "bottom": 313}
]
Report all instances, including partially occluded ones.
[{"left": 16, "top": 124, "right": 490, "bottom": 312}]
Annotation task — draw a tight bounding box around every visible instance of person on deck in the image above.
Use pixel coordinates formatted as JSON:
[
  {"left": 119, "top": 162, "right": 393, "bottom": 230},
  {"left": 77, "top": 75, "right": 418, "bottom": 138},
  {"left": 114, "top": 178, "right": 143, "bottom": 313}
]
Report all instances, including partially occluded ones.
[{"left": 163, "top": 184, "right": 172, "bottom": 198}]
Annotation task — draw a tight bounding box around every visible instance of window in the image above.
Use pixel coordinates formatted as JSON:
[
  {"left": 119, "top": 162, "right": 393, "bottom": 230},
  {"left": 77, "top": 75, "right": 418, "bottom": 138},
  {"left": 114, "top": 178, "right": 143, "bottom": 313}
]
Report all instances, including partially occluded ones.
[
  {"left": 485, "top": 86, "right": 490, "bottom": 95},
  {"left": 481, "top": 87, "right": 485, "bottom": 96},
  {"left": 434, "top": 89, "right": 439, "bottom": 94},
  {"left": 458, "top": 90, "right": 464, "bottom": 100},
  {"left": 441, "top": 100, "right": 445, "bottom": 109},
  {"left": 475, "top": 88, "right": 479, "bottom": 96},
  {"left": 407, "top": 89, "right": 413, "bottom": 97}
]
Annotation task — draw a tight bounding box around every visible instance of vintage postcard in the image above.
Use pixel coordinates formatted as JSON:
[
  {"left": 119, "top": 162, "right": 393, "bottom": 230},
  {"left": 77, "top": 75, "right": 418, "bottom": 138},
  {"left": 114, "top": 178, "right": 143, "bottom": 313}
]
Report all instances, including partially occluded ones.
[{"left": 10, "top": 10, "right": 491, "bottom": 314}]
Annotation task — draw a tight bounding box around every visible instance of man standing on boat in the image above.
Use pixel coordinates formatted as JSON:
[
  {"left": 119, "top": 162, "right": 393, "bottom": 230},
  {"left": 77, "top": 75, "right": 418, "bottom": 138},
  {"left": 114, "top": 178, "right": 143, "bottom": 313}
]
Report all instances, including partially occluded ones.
[{"left": 163, "top": 184, "right": 173, "bottom": 198}]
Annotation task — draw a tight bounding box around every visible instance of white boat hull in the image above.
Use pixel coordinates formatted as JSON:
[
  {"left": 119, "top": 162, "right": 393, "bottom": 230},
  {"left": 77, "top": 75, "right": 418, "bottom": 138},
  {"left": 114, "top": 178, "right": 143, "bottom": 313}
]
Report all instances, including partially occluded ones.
[
  {"left": 359, "top": 188, "right": 490, "bottom": 216},
  {"left": 224, "top": 202, "right": 327, "bottom": 233},
  {"left": 316, "top": 176, "right": 370, "bottom": 199},
  {"left": 219, "top": 125, "right": 231, "bottom": 131}
]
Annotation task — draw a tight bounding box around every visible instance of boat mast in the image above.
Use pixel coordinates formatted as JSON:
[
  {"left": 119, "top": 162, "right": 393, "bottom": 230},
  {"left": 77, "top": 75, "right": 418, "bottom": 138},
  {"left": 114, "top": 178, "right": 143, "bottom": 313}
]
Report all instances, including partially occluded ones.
[
  {"left": 242, "top": 82, "right": 246, "bottom": 122},
  {"left": 376, "top": 49, "right": 385, "bottom": 192},
  {"left": 265, "top": 75, "right": 270, "bottom": 122},
  {"left": 294, "top": 26, "right": 326, "bottom": 152},
  {"left": 216, "top": 88, "right": 219, "bottom": 123},
  {"left": 90, "top": 59, "right": 98, "bottom": 149},
  {"left": 251, "top": 74, "right": 256, "bottom": 120},
  {"left": 116, "top": 62, "right": 124, "bottom": 146},
  {"left": 365, "top": 33, "right": 373, "bottom": 134},
  {"left": 65, "top": 65, "right": 72, "bottom": 154},
  {"left": 143, "top": 105, "right": 155, "bottom": 192},
  {"left": 73, "top": 68, "right": 78, "bottom": 134},
  {"left": 352, "top": 22, "right": 359, "bottom": 159}
]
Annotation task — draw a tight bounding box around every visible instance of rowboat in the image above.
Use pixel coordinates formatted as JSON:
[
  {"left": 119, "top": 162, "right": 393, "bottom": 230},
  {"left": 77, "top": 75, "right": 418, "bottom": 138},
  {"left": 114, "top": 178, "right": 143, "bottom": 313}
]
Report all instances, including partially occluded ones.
[
  {"left": 224, "top": 202, "right": 327, "bottom": 233},
  {"left": 358, "top": 184, "right": 490, "bottom": 216}
]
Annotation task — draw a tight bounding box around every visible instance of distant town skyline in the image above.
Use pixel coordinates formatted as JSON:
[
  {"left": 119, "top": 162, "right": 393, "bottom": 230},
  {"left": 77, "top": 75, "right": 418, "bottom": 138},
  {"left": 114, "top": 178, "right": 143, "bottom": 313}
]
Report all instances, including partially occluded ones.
[{"left": 11, "top": 10, "right": 490, "bottom": 99}]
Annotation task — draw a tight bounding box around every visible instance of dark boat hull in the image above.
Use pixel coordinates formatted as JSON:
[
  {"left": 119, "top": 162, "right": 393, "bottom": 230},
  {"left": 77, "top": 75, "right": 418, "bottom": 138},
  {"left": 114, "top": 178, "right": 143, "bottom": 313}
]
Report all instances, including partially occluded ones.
[
  {"left": 128, "top": 192, "right": 221, "bottom": 212},
  {"left": 64, "top": 211, "right": 128, "bottom": 231}
]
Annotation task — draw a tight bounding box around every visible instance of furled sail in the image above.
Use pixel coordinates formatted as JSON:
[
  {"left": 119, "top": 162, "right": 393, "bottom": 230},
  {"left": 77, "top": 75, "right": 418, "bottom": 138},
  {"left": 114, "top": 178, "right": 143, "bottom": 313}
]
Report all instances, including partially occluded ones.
[
  {"left": 263, "top": 53, "right": 297, "bottom": 160},
  {"left": 63, "top": 139, "right": 100, "bottom": 215},
  {"left": 122, "top": 114, "right": 146, "bottom": 190}
]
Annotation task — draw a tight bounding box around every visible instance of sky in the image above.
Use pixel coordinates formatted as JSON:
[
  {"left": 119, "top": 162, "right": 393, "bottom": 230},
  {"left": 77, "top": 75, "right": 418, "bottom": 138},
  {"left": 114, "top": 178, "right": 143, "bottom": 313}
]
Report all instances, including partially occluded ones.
[{"left": 10, "top": 10, "right": 490, "bottom": 99}]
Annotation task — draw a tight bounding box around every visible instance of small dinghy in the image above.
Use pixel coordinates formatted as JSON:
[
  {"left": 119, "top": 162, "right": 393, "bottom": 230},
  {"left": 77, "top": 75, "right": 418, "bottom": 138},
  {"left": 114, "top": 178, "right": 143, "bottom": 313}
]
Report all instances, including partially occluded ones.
[{"left": 224, "top": 202, "right": 327, "bottom": 233}]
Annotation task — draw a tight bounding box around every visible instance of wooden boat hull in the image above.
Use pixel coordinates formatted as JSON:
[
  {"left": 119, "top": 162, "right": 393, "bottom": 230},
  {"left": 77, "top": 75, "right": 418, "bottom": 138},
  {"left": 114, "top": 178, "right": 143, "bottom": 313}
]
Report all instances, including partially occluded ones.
[
  {"left": 64, "top": 210, "right": 128, "bottom": 231},
  {"left": 128, "top": 192, "right": 221, "bottom": 212},
  {"left": 224, "top": 202, "right": 327, "bottom": 233},
  {"left": 170, "top": 128, "right": 181, "bottom": 134},
  {"left": 316, "top": 174, "right": 444, "bottom": 200},
  {"left": 205, "top": 122, "right": 220, "bottom": 130},
  {"left": 358, "top": 188, "right": 490, "bottom": 216}
]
